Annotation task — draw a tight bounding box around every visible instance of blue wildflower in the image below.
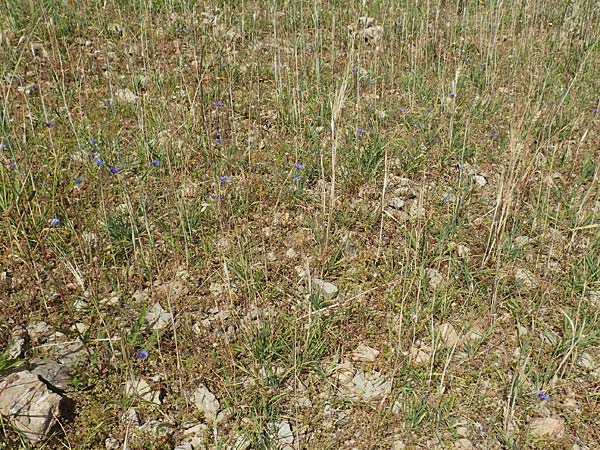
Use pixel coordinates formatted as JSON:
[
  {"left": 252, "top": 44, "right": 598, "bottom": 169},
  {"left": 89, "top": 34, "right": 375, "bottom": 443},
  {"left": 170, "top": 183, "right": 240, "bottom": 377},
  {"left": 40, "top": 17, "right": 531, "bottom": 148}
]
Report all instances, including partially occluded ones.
[
  {"left": 219, "top": 175, "right": 232, "bottom": 184},
  {"left": 50, "top": 218, "right": 60, "bottom": 227},
  {"left": 9, "top": 161, "right": 16, "bottom": 169},
  {"left": 73, "top": 177, "right": 84, "bottom": 185},
  {"left": 135, "top": 348, "right": 149, "bottom": 360},
  {"left": 109, "top": 166, "right": 119, "bottom": 174},
  {"left": 214, "top": 101, "right": 223, "bottom": 107},
  {"left": 490, "top": 130, "right": 499, "bottom": 138},
  {"left": 426, "top": 108, "right": 433, "bottom": 114},
  {"left": 357, "top": 128, "right": 367, "bottom": 136},
  {"left": 44, "top": 120, "right": 55, "bottom": 127},
  {"left": 352, "top": 67, "right": 359, "bottom": 73},
  {"left": 215, "top": 136, "right": 223, "bottom": 144},
  {"left": 536, "top": 390, "right": 550, "bottom": 401},
  {"left": 593, "top": 107, "right": 599, "bottom": 115},
  {"left": 150, "top": 159, "right": 160, "bottom": 167},
  {"left": 292, "top": 174, "right": 301, "bottom": 180},
  {"left": 397, "top": 107, "right": 405, "bottom": 113},
  {"left": 294, "top": 163, "right": 304, "bottom": 170},
  {"left": 93, "top": 155, "right": 105, "bottom": 166},
  {"left": 449, "top": 92, "right": 457, "bottom": 98},
  {"left": 89, "top": 138, "right": 97, "bottom": 144}
]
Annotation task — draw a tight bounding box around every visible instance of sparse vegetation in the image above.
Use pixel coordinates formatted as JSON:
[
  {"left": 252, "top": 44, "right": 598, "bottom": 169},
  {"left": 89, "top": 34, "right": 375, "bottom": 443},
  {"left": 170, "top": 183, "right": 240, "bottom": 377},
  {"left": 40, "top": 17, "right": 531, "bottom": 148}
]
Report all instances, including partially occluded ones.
[{"left": 1, "top": 0, "right": 600, "bottom": 448}]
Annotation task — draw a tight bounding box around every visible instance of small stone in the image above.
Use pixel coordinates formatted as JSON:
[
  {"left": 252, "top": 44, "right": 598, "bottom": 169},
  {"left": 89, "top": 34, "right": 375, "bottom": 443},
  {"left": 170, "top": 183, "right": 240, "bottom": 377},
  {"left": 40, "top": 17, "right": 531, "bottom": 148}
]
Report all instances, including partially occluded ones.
[
  {"left": 438, "top": 323, "right": 461, "bottom": 347},
  {"left": 190, "top": 384, "right": 220, "bottom": 422},
  {"left": 173, "top": 443, "right": 194, "bottom": 450},
  {"left": 514, "top": 268, "right": 537, "bottom": 289},
  {"left": 529, "top": 416, "right": 565, "bottom": 437},
  {"left": 138, "top": 419, "right": 173, "bottom": 435},
  {"left": 175, "top": 423, "right": 209, "bottom": 449},
  {"left": 453, "top": 438, "right": 474, "bottom": 449},
  {"left": 514, "top": 236, "right": 531, "bottom": 247},
  {"left": 456, "top": 244, "right": 470, "bottom": 257},
  {"left": 125, "top": 377, "right": 162, "bottom": 404},
  {"left": 293, "top": 396, "right": 312, "bottom": 408},
  {"left": 393, "top": 439, "right": 406, "bottom": 450},
  {"left": 269, "top": 420, "right": 293, "bottom": 449},
  {"left": 410, "top": 344, "right": 432, "bottom": 366},
  {"left": 73, "top": 299, "right": 88, "bottom": 310},
  {"left": 0, "top": 369, "right": 70, "bottom": 443},
  {"left": 473, "top": 175, "right": 487, "bottom": 188},
  {"left": 425, "top": 268, "right": 444, "bottom": 289},
  {"left": 517, "top": 325, "right": 529, "bottom": 337},
  {"left": 7, "top": 327, "right": 28, "bottom": 359},
  {"left": 343, "top": 241, "right": 359, "bottom": 258},
  {"left": 388, "top": 197, "right": 405, "bottom": 210},
  {"left": 29, "top": 359, "right": 75, "bottom": 392},
  {"left": 577, "top": 352, "right": 596, "bottom": 370},
  {"left": 115, "top": 88, "right": 139, "bottom": 103},
  {"left": 456, "top": 426, "right": 469, "bottom": 438},
  {"left": 311, "top": 278, "right": 338, "bottom": 300},
  {"left": 26, "top": 321, "right": 54, "bottom": 343},
  {"left": 351, "top": 343, "right": 380, "bottom": 362},
  {"left": 541, "top": 330, "right": 560, "bottom": 346},
  {"left": 145, "top": 302, "right": 173, "bottom": 331},
  {"left": 123, "top": 407, "right": 140, "bottom": 427},
  {"left": 105, "top": 437, "right": 120, "bottom": 450}
]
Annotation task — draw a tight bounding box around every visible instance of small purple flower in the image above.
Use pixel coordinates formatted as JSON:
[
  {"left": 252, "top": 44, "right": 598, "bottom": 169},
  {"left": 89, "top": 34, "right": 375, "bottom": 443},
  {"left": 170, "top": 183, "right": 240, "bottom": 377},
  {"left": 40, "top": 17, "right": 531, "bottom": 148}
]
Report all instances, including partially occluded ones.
[
  {"left": 431, "top": 136, "right": 441, "bottom": 144},
  {"left": 449, "top": 92, "right": 457, "bottom": 98},
  {"left": 109, "top": 166, "right": 119, "bottom": 174},
  {"left": 397, "top": 107, "right": 405, "bottom": 113},
  {"left": 367, "top": 80, "right": 375, "bottom": 86},
  {"left": 93, "top": 156, "right": 105, "bottom": 166},
  {"left": 219, "top": 175, "right": 232, "bottom": 184},
  {"left": 294, "top": 163, "right": 304, "bottom": 170},
  {"left": 135, "top": 348, "right": 149, "bottom": 360},
  {"left": 150, "top": 159, "right": 160, "bottom": 167},
  {"left": 214, "top": 101, "right": 223, "bottom": 107},
  {"left": 352, "top": 67, "right": 359, "bottom": 73},
  {"left": 593, "top": 107, "right": 599, "bottom": 115},
  {"left": 490, "top": 130, "right": 499, "bottom": 138},
  {"left": 44, "top": 120, "right": 55, "bottom": 127},
  {"left": 9, "top": 161, "right": 16, "bottom": 169},
  {"left": 73, "top": 177, "right": 84, "bottom": 185},
  {"left": 426, "top": 108, "right": 433, "bottom": 114},
  {"left": 536, "top": 390, "right": 550, "bottom": 401},
  {"left": 216, "top": 53, "right": 223, "bottom": 59},
  {"left": 357, "top": 128, "right": 367, "bottom": 136},
  {"left": 292, "top": 173, "right": 302, "bottom": 180},
  {"left": 0, "top": 142, "right": 6, "bottom": 150},
  {"left": 50, "top": 217, "right": 60, "bottom": 227},
  {"left": 215, "top": 136, "right": 223, "bottom": 144}
]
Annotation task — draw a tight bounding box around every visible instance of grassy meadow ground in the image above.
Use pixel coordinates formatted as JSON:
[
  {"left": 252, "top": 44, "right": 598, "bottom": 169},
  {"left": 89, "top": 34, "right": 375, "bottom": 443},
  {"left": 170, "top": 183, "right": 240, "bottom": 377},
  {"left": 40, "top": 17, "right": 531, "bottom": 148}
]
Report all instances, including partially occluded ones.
[{"left": 1, "top": 0, "right": 600, "bottom": 448}]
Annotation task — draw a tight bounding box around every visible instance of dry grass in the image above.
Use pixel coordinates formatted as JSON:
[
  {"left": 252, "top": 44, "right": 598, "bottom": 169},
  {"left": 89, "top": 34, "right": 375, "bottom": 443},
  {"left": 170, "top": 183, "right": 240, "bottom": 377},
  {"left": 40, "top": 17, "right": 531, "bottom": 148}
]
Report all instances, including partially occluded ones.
[{"left": 1, "top": 0, "right": 600, "bottom": 449}]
